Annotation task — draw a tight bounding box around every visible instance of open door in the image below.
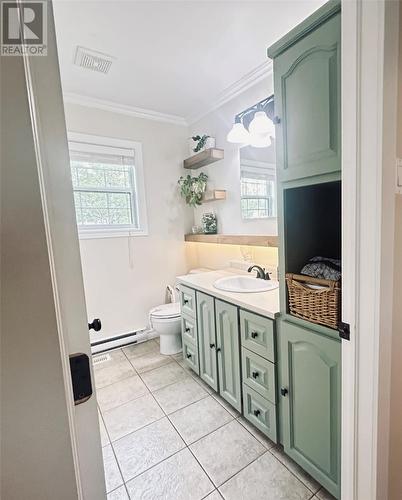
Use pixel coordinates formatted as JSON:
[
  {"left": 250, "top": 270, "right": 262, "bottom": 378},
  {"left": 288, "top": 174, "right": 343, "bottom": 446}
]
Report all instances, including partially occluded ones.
[{"left": 1, "top": 1, "right": 105, "bottom": 498}]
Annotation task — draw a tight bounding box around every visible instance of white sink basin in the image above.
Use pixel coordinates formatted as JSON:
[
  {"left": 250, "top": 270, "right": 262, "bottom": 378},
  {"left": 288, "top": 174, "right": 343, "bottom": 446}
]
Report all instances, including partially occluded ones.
[{"left": 213, "top": 275, "right": 279, "bottom": 293}]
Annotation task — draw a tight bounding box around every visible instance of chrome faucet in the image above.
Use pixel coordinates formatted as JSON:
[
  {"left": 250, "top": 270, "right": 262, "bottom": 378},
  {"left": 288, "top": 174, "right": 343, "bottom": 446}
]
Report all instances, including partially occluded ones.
[{"left": 247, "top": 265, "right": 271, "bottom": 280}]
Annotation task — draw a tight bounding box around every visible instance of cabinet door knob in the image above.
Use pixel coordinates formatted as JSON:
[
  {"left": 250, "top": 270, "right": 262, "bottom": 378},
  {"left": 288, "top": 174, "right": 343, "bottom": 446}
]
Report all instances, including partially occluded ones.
[
  {"left": 280, "top": 387, "right": 288, "bottom": 397},
  {"left": 186, "top": 353, "right": 192, "bottom": 359},
  {"left": 185, "top": 327, "right": 191, "bottom": 332},
  {"left": 250, "top": 331, "right": 258, "bottom": 339},
  {"left": 216, "top": 347, "right": 221, "bottom": 353},
  {"left": 252, "top": 371, "right": 259, "bottom": 379},
  {"left": 209, "top": 343, "right": 215, "bottom": 349},
  {"left": 183, "top": 299, "right": 189, "bottom": 305},
  {"left": 253, "top": 409, "right": 261, "bottom": 417}
]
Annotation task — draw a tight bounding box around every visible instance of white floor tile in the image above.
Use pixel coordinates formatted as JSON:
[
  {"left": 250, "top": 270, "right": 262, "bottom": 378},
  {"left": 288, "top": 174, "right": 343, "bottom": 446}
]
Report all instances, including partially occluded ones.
[
  {"left": 190, "top": 420, "right": 265, "bottom": 486},
  {"left": 123, "top": 340, "right": 159, "bottom": 359},
  {"left": 141, "top": 362, "right": 189, "bottom": 392},
  {"left": 93, "top": 349, "right": 126, "bottom": 371},
  {"left": 219, "top": 451, "right": 312, "bottom": 500},
  {"left": 203, "top": 491, "right": 223, "bottom": 500},
  {"left": 94, "top": 359, "right": 136, "bottom": 390},
  {"left": 107, "top": 485, "right": 129, "bottom": 500},
  {"left": 113, "top": 417, "right": 185, "bottom": 482},
  {"left": 98, "top": 411, "right": 110, "bottom": 447},
  {"left": 129, "top": 351, "right": 172, "bottom": 373},
  {"left": 270, "top": 445, "right": 321, "bottom": 493},
  {"left": 97, "top": 375, "right": 148, "bottom": 412},
  {"left": 102, "top": 445, "right": 123, "bottom": 493},
  {"left": 316, "top": 487, "right": 336, "bottom": 500},
  {"left": 103, "top": 393, "right": 164, "bottom": 441},
  {"left": 211, "top": 393, "right": 241, "bottom": 418},
  {"left": 170, "top": 396, "right": 233, "bottom": 444},
  {"left": 125, "top": 448, "right": 214, "bottom": 500},
  {"left": 237, "top": 416, "right": 275, "bottom": 450},
  {"left": 153, "top": 377, "right": 208, "bottom": 414}
]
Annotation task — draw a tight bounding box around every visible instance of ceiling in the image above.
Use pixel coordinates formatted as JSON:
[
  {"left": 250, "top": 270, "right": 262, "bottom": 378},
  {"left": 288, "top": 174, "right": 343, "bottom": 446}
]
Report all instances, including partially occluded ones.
[{"left": 53, "top": 1, "right": 325, "bottom": 123}]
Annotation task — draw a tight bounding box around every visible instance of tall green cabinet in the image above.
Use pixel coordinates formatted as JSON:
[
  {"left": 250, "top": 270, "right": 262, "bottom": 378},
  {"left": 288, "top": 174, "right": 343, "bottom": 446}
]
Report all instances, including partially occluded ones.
[{"left": 268, "top": 1, "right": 342, "bottom": 498}]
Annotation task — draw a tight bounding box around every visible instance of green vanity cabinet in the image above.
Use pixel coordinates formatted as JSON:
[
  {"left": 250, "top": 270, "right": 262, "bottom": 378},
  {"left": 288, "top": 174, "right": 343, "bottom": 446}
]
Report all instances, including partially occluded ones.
[
  {"left": 197, "top": 292, "right": 218, "bottom": 392},
  {"left": 268, "top": 1, "right": 341, "bottom": 183},
  {"left": 279, "top": 320, "right": 341, "bottom": 498},
  {"left": 215, "top": 299, "right": 242, "bottom": 412}
]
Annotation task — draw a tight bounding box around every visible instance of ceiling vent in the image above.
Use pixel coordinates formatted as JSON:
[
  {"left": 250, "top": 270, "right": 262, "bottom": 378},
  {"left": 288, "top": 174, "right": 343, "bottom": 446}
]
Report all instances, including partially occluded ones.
[{"left": 74, "top": 46, "right": 114, "bottom": 74}]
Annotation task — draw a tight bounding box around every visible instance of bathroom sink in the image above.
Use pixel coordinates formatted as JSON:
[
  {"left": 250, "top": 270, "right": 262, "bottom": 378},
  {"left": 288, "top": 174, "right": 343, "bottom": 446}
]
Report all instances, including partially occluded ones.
[{"left": 213, "top": 275, "right": 279, "bottom": 293}]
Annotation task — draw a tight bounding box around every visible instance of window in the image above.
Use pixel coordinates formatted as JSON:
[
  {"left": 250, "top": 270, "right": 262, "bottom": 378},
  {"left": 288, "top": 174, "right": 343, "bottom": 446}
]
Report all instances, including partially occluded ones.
[
  {"left": 240, "top": 162, "right": 276, "bottom": 219},
  {"left": 68, "top": 133, "right": 147, "bottom": 237}
]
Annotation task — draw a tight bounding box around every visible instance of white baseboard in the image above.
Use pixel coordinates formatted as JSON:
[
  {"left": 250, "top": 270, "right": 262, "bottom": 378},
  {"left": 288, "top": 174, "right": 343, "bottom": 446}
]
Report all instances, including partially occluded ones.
[{"left": 91, "top": 328, "right": 159, "bottom": 354}]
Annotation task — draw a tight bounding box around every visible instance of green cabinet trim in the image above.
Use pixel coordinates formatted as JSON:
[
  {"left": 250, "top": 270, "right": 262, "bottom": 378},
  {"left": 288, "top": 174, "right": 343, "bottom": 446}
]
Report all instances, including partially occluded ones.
[
  {"left": 242, "top": 347, "right": 276, "bottom": 403},
  {"left": 181, "top": 313, "right": 198, "bottom": 345},
  {"left": 182, "top": 338, "right": 199, "bottom": 375},
  {"left": 280, "top": 320, "right": 341, "bottom": 498},
  {"left": 216, "top": 299, "right": 242, "bottom": 412},
  {"left": 197, "top": 292, "right": 219, "bottom": 392},
  {"left": 240, "top": 309, "right": 275, "bottom": 362},
  {"left": 267, "top": 0, "right": 340, "bottom": 58},
  {"left": 243, "top": 385, "right": 277, "bottom": 442}
]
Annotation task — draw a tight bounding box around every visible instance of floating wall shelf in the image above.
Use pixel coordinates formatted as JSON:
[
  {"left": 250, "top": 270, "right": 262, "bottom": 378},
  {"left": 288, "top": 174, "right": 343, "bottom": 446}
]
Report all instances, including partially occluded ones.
[
  {"left": 183, "top": 148, "right": 224, "bottom": 170},
  {"left": 184, "top": 234, "right": 278, "bottom": 247},
  {"left": 202, "top": 190, "right": 227, "bottom": 203}
]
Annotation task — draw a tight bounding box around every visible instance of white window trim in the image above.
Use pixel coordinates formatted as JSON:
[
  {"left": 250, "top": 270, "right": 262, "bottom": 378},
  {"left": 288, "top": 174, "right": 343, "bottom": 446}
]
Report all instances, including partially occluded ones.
[
  {"left": 67, "top": 132, "right": 148, "bottom": 239},
  {"left": 240, "top": 159, "right": 277, "bottom": 220}
]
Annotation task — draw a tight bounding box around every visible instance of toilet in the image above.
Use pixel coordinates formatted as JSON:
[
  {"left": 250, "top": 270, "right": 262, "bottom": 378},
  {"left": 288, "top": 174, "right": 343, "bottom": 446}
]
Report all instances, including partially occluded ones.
[{"left": 150, "top": 302, "right": 182, "bottom": 355}]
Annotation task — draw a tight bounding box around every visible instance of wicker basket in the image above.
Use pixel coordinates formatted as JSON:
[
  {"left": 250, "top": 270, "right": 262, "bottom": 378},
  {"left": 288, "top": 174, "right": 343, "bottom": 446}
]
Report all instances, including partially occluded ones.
[{"left": 286, "top": 273, "right": 341, "bottom": 329}]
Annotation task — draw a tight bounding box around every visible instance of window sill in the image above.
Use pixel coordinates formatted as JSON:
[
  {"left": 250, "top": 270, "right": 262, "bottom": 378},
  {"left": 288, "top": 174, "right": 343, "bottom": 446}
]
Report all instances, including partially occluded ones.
[{"left": 78, "top": 228, "right": 148, "bottom": 240}]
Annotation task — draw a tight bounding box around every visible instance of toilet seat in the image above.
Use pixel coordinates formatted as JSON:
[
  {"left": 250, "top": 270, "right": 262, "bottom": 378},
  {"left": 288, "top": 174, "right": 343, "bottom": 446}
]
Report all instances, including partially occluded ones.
[{"left": 150, "top": 302, "right": 180, "bottom": 320}]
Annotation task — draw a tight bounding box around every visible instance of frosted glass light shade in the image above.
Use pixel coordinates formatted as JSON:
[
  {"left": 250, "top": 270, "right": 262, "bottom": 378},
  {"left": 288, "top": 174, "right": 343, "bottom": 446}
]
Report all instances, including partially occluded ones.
[
  {"left": 249, "top": 111, "right": 274, "bottom": 135},
  {"left": 227, "top": 122, "right": 250, "bottom": 144},
  {"left": 249, "top": 132, "right": 272, "bottom": 148}
]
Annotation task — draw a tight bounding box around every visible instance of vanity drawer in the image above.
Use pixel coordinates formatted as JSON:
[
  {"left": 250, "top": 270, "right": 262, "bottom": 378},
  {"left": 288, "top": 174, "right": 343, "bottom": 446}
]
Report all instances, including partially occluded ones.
[
  {"left": 243, "top": 385, "right": 277, "bottom": 443},
  {"left": 179, "top": 285, "right": 196, "bottom": 318},
  {"left": 181, "top": 314, "right": 198, "bottom": 345},
  {"left": 242, "top": 348, "right": 276, "bottom": 403},
  {"left": 240, "top": 310, "right": 275, "bottom": 362},
  {"left": 182, "top": 339, "right": 199, "bottom": 375}
]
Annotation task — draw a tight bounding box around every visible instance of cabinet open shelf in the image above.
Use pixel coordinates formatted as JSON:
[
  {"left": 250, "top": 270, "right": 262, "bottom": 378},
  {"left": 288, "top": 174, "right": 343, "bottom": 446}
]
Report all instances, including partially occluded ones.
[
  {"left": 184, "top": 234, "right": 279, "bottom": 247},
  {"left": 202, "top": 190, "right": 226, "bottom": 203},
  {"left": 183, "top": 148, "right": 224, "bottom": 170}
]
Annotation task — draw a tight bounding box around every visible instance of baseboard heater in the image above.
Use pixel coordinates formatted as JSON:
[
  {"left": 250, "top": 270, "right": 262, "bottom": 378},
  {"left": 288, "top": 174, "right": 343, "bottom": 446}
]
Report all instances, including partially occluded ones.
[{"left": 91, "top": 328, "right": 158, "bottom": 354}]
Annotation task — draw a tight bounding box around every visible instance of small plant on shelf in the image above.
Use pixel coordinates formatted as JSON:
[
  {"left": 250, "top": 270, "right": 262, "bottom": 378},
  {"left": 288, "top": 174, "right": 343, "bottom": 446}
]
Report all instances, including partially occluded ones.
[
  {"left": 191, "top": 135, "right": 210, "bottom": 153},
  {"left": 178, "top": 172, "right": 208, "bottom": 207}
]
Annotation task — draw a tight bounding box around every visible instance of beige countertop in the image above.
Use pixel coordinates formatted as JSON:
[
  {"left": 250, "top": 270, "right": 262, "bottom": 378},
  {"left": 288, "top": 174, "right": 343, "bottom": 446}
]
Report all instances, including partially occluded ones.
[{"left": 176, "top": 269, "right": 280, "bottom": 320}]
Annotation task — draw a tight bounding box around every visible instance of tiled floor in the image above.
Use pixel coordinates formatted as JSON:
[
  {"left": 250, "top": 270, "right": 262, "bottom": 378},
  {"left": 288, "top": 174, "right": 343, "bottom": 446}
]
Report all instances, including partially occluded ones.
[{"left": 94, "top": 339, "right": 335, "bottom": 500}]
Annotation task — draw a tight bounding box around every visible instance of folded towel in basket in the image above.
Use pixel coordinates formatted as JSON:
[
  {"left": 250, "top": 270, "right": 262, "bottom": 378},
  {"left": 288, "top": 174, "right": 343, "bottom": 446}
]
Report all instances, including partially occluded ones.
[{"left": 300, "top": 256, "right": 341, "bottom": 281}]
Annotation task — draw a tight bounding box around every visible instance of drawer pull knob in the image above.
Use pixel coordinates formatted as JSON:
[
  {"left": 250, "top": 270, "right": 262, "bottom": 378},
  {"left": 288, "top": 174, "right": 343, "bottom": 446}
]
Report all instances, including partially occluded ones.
[
  {"left": 216, "top": 347, "right": 221, "bottom": 353},
  {"left": 210, "top": 343, "right": 215, "bottom": 349},
  {"left": 185, "top": 327, "right": 191, "bottom": 332},
  {"left": 280, "top": 387, "right": 288, "bottom": 397},
  {"left": 250, "top": 331, "right": 258, "bottom": 339},
  {"left": 252, "top": 371, "right": 259, "bottom": 379},
  {"left": 186, "top": 353, "right": 192, "bottom": 359},
  {"left": 183, "top": 299, "right": 189, "bottom": 305},
  {"left": 253, "top": 409, "right": 261, "bottom": 417}
]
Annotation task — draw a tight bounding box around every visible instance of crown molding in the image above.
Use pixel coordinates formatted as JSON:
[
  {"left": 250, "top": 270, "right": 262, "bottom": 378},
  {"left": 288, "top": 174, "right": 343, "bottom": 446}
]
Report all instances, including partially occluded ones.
[
  {"left": 187, "top": 59, "right": 273, "bottom": 125},
  {"left": 63, "top": 92, "right": 188, "bottom": 127}
]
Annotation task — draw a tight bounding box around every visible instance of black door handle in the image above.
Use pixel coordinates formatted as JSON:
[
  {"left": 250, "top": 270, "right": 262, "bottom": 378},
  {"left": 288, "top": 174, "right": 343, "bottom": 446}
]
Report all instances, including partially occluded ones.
[
  {"left": 210, "top": 343, "right": 215, "bottom": 349},
  {"left": 280, "top": 387, "right": 288, "bottom": 397},
  {"left": 216, "top": 347, "right": 221, "bottom": 353},
  {"left": 88, "top": 318, "right": 101, "bottom": 332}
]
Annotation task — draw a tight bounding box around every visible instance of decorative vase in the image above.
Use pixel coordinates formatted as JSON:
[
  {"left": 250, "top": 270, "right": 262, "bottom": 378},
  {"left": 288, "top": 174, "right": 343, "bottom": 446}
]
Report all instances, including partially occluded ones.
[{"left": 202, "top": 212, "right": 217, "bottom": 234}]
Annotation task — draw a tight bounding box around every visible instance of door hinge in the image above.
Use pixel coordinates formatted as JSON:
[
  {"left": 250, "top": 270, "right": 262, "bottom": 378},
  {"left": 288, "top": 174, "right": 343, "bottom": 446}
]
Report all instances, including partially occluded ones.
[{"left": 338, "top": 322, "right": 350, "bottom": 341}]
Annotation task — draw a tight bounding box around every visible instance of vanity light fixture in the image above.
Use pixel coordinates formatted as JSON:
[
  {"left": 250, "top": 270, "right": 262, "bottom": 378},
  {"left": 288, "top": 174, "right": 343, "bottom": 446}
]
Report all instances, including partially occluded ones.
[{"left": 227, "top": 95, "right": 276, "bottom": 148}]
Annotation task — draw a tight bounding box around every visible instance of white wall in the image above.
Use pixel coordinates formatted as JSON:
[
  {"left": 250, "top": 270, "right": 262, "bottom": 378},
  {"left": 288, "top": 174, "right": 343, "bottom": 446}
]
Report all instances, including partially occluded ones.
[
  {"left": 64, "top": 103, "right": 193, "bottom": 341},
  {"left": 189, "top": 76, "right": 278, "bottom": 236}
]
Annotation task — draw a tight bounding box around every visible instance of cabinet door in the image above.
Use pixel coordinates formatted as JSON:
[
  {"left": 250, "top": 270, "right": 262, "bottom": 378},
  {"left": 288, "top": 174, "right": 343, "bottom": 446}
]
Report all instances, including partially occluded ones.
[
  {"left": 197, "top": 292, "right": 218, "bottom": 391},
  {"left": 274, "top": 13, "right": 340, "bottom": 182},
  {"left": 215, "top": 300, "right": 241, "bottom": 412},
  {"left": 280, "top": 321, "right": 341, "bottom": 498}
]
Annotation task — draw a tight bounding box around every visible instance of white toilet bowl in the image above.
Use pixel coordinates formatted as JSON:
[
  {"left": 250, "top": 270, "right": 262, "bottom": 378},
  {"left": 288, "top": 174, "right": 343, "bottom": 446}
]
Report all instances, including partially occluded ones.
[{"left": 150, "top": 302, "right": 182, "bottom": 355}]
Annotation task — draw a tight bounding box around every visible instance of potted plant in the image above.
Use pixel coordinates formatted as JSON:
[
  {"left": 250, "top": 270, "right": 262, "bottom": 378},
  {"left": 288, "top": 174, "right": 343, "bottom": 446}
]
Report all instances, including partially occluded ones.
[
  {"left": 189, "top": 135, "right": 216, "bottom": 155},
  {"left": 178, "top": 172, "right": 208, "bottom": 207}
]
